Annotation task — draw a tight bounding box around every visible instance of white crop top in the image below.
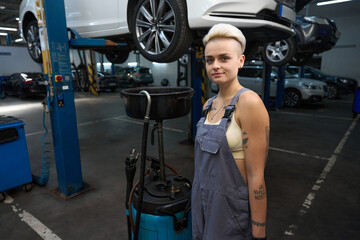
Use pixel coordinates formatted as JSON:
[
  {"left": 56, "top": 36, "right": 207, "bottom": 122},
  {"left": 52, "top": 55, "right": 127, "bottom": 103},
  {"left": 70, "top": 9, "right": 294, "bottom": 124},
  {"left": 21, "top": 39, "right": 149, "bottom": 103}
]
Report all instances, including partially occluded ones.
[{"left": 204, "top": 113, "right": 245, "bottom": 159}]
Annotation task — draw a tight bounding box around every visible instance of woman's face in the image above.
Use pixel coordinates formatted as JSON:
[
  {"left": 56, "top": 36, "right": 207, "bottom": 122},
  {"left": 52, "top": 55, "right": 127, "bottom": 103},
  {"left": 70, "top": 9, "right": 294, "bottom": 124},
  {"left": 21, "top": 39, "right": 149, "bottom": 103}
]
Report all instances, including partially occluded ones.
[{"left": 204, "top": 38, "right": 245, "bottom": 86}]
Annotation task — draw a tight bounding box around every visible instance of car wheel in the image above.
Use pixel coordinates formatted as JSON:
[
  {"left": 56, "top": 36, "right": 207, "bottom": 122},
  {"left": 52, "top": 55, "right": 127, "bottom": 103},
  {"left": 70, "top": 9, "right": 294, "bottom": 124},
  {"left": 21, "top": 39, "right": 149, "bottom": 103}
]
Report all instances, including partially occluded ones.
[
  {"left": 262, "top": 38, "right": 296, "bottom": 66},
  {"left": 129, "top": 79, "right": 137, "bottom": 88},
  {"left": 284, "top": 89, "right": 302, "bottom": 107},
  {"left": 22, "top": 183, "right": 33, "bottom": 192},
  {"left": 17, "top": 89, "right": 26, "bottom": 99},
  {"left": 0, "top": 192, "right": 5, "bottom": 202},
  {"left": 327, "top": 83, "right": 339, "bottom": 99},
  {"left": 131, "top": 0, "right": 193, "bottom": 63},
  {"left": 25, "top": 20, "right": 42, "bottom": 63},
  {"left": 105, "top": 50, "right": 130, "bottom": 64},
  {"left": 290, "top": 53, "right": 313, "bottom": 66}
]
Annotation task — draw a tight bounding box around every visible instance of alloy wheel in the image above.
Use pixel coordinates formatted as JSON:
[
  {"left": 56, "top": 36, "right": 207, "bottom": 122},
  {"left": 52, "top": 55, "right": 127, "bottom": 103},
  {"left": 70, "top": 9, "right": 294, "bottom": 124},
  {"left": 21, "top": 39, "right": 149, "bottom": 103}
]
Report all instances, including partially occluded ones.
[
  {"left": 284, "top": 90, "right": 300, "bottom": 107},
  {"left": 135, "top": 0, "right": 176, "bottom": 56},
  {"left": 327, "top": 84, "right": 339, "bottom": 99},
  {"left": 26, "top": 23, "right": 42, "bottom": 62},
  {"left": 265, "top": 40, "right": 290, "bottom": 63}
]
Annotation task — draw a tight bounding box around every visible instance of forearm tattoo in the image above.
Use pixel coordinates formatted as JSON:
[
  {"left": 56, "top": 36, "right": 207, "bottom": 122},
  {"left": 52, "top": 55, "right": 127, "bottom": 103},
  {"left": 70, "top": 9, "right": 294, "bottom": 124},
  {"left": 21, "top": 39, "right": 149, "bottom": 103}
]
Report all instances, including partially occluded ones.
[
  {"left": 253, "top": 185, "right": 267, "bottom": 200},
  {"left": 252, "top": 220, "right": 266, "bottom": 227},
  {"left": 265, "top": 126, "right": 270, "bottom": 161},
  {"left": 242, "top": 131, "right": 248, "bottom": 149}
]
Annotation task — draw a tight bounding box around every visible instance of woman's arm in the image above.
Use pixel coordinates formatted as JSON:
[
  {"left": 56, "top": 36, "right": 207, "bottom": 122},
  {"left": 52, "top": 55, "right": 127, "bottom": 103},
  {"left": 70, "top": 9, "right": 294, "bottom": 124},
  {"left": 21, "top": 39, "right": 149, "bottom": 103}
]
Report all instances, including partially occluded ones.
[{"left": 237, "top": 91, "right": 270, "bottom": 238}]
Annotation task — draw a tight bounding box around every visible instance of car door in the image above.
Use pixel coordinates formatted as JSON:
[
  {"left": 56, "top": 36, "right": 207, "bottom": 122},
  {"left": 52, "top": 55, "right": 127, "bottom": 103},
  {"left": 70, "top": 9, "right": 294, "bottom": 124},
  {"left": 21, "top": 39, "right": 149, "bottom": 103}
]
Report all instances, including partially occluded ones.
[
  {"left": 64, "top": 0, "right": 119, "bottom": 35},
  {"left": 238, "top": 67, "right": 263, "bottom": 94},
  {"left": 6, "top": 74, "right": 17, "bottom": 95}
]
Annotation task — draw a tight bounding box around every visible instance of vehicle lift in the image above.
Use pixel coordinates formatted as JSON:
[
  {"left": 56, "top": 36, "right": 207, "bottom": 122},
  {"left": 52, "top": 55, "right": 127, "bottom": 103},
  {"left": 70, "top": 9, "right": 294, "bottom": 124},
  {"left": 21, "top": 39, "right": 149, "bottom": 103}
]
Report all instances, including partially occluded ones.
[{"left": 35, "top": 0, "right": 127, "bottom": 199}]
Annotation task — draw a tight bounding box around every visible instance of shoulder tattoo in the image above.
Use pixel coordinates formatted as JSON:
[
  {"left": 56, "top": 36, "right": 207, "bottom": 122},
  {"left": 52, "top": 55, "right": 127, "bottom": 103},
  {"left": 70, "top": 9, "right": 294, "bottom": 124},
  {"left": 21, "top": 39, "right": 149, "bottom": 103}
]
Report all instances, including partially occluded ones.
[{"left": 242, "top": 131, "right": 248, "bottom": 149}]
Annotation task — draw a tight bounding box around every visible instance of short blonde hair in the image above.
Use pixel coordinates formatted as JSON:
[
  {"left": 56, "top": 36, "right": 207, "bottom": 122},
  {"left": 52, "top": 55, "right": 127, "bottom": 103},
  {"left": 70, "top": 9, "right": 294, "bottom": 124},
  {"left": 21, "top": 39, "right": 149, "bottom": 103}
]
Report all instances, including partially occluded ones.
[{"left": 203, "top": 23, "right": 246, "bottom": 54}]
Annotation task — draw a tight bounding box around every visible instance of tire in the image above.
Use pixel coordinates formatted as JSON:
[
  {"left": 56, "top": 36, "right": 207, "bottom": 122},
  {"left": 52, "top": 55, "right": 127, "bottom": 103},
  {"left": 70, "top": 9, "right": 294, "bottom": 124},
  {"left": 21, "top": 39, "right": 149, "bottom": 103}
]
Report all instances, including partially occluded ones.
[
  {"left": 129, "top": 79, "right": 137, "bottom": 88},
  {"left": 0, "top": 192, "right": 5, "bottom": 202},
  {"left": 284, "top": 89, "right": 302, "bottom": 107},
  {"left": 327, "top": 83, "right": 339, "bottom": 99},
  {"left": 22, "top": 183, "right": 33, "bottom": 192},
  {"left": 290, "top": 53, "right": 313, "bottom": 66},
  {"left": 131, "top": 0, "right": 193, "bottom": 63},
  {"left": 262, "top": 38, "right": 296, "bottom": 66},
  {"left": 161, "top": 78, "right": 169, "bottom": 86},
  {"left": 25, "top": 20, "right": 42, "bottom": 63},
  {"left": 105, "top": 50, "right": 130, "bottom": 64},
  {"left": 17, "top": 88, "right": 26, "bottom": 99},
  {"left": 77, "top": 64, "right": 89, "bottom": 90}
]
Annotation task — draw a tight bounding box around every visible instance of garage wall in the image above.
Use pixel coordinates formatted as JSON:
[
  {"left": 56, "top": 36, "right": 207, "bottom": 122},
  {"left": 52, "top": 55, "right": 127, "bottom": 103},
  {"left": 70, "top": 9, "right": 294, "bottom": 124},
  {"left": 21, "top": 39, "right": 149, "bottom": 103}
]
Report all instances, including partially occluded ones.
[
  {"left": 320, "top": 14, "right": 360, "bottom": 83},
  {"left": 0, "top": 46, "right": 42, "bottom": 77}
]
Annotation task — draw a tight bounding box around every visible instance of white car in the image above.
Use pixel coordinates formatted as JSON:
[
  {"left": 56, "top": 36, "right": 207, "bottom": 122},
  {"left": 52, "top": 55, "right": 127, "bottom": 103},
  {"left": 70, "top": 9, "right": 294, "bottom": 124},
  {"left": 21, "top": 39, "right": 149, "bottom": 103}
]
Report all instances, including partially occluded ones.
[
  {"left": 211, "top": 64, "right": 328, "bottom": 107},
  {"left": 20, "top": 0, "right": 296, "bottom": 64}
]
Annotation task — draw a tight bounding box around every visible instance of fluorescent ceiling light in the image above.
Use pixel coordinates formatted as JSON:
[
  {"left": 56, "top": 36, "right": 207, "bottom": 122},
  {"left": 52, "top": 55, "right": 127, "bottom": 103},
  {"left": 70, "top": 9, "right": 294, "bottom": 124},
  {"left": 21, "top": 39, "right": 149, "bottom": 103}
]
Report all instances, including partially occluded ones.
[
  {"left": 96, "top": 63, "right": 112, "bottom": 66},
  {"left": 15, "top": 38, "right": 24, "bottom": 42},
  {"left": 0, "top": 27, "right": 18, "bottom": 31},
  {"left": 0, "top": 33, "right": 8, "bottom": 36},
  {"left": 0, "top": 6, "right": 5, "bottom": 10},
  {"left": 152, "top": 62, "right": 166, "bottom": 65},
  {"left": 16, "top": 18, "right": 19, "bottom": 21},
  {"left": 128, "top": 62, "right": 137, "bottom": 67},
  {"left": 317, "top": 0, "right": 352, "bottom": 6}
]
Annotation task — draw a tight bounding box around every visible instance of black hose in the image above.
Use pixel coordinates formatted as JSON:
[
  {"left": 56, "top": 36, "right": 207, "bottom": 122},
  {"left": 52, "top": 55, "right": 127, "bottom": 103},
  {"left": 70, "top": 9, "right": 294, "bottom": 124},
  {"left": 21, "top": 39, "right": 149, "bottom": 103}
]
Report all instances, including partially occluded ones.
[
  {"left": 125, "top": 153, "right": 136, "bottom": 240},
  {"left": 134, "top": 90, "right": 151, "bottom": 240}
]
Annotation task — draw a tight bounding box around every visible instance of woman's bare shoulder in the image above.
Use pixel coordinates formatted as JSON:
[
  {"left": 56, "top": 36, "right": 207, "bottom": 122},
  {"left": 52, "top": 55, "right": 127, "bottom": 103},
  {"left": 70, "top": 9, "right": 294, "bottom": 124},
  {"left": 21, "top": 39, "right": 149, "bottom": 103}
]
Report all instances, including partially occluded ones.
[{"left": 237, "top": 90, "right": 265, "bottom": 110}]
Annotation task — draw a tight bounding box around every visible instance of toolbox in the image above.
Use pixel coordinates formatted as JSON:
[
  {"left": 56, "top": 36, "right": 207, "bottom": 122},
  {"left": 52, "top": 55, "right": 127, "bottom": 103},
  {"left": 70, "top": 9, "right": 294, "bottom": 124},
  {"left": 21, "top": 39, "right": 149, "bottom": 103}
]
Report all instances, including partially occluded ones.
[{"left": 0, "top": 116, "right": 32, "bottom": 193}]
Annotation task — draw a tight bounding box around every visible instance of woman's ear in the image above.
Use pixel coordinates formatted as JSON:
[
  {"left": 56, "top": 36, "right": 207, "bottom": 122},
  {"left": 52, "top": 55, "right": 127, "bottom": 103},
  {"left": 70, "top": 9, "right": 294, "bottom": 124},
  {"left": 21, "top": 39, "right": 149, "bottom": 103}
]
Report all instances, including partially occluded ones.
[{"left": 239, "top": 54, "right": 245, "bottom": 68}]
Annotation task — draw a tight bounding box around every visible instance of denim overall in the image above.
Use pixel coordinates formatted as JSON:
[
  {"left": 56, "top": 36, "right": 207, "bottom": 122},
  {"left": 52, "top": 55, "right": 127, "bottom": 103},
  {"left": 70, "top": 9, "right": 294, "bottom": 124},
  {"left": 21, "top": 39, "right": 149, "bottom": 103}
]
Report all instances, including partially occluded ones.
[{"left": 192, "top": 88, "right": 251, "bottom": 240}]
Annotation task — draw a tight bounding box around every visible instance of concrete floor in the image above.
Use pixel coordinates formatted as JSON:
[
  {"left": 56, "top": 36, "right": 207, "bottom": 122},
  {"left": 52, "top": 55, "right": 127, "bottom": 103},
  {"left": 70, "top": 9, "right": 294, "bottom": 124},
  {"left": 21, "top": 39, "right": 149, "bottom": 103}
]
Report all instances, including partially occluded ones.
[{"left": 0, "top": 90, "right": 359, "bottom": 240}]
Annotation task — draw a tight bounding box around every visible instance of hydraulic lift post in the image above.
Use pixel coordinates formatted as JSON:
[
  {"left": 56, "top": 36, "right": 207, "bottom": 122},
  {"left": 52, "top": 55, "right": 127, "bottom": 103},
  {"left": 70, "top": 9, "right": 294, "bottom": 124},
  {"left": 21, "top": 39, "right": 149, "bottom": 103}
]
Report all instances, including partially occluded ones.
[
  {"left": 262, "top": 63, "right": 272, "bottom": 110},
  {"left": 276, "top": 66, "right": 285, "bottom": 109},
  {"left": 191, "top": 47, "right": 206, "bottom": 139},
  {"left": 37, "top": 0, "right": 90, "bottom": 198}
]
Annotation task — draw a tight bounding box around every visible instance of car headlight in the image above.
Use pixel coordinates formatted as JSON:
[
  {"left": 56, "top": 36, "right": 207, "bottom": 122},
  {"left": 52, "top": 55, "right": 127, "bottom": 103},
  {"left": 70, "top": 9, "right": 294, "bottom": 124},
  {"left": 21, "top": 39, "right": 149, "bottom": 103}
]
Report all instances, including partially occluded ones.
[
  {"left": 301, "top": 82, "right": 320, "bottom": 89},
  {"left": 339, "top": 78, "right": 348, "bottom": 84}
]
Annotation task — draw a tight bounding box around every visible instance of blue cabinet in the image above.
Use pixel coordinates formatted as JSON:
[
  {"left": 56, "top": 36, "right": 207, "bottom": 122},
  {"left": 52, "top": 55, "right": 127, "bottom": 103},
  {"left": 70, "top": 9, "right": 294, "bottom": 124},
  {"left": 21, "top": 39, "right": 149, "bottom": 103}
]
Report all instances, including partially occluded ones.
[{"left": 0, "top": 116, "right": 32, "bottom": 192}]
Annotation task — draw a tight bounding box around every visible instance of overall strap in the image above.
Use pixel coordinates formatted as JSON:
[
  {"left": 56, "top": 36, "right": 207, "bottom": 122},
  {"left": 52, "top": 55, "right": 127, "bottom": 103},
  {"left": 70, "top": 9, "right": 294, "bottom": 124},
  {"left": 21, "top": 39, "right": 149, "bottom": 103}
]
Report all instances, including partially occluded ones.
[
  {"left": 221, "top": 88, "right": 250, "bottom": 125},
  {"left": 201, "top": 95, "right": 217, "bottom": 118}
]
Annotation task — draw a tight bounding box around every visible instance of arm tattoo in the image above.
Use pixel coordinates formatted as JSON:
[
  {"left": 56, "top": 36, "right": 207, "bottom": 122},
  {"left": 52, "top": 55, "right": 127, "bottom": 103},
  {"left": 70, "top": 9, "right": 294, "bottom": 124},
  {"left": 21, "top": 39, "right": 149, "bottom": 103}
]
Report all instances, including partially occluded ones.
[
  {"left": 265, "top": 126, "right": 270, "bottom": 161},
  {"left": 254, "top": 185, "right": 267, "bottom": 200},
  {"left": 242, "top": 131, "right": 248, "bottom": 149},
  {"left": 252, "top": 220, "right": 266, "bottom": 227}
]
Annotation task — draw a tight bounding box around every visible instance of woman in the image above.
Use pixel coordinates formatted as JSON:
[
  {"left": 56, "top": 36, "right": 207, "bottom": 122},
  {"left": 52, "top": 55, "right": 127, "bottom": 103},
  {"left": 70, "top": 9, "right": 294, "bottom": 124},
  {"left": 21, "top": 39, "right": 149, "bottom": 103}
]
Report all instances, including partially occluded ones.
[{"left": 192, "top": 23, "right": 269, "bottom": 240}]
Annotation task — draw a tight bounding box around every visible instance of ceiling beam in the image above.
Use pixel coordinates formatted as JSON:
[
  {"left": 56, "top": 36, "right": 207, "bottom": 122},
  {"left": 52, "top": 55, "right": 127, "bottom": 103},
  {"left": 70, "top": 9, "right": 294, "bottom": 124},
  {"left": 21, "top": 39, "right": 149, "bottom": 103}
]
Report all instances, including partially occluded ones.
[{"left": 0, "top": 0, "right": 21, "bottom": 10}]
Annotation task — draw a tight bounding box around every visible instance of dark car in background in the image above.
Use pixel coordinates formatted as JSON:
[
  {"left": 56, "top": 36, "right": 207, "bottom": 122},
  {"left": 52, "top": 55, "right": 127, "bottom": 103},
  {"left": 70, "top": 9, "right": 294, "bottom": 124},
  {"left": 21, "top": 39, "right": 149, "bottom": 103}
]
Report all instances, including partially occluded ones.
[
  {"left": 97, "top": 71, "right": 119, "bottom": 92},
  {"left": 263, "top": 15, "right": 340, "bottom": 66},
  {"left": 118, "top": 67, "right": 154, "bottom": 87},
  {"left": 0, "top": 72, "right": 46, "bottom": 98},
  {"left": 287, "top": 65, "right": 358, "bottom": 99}
]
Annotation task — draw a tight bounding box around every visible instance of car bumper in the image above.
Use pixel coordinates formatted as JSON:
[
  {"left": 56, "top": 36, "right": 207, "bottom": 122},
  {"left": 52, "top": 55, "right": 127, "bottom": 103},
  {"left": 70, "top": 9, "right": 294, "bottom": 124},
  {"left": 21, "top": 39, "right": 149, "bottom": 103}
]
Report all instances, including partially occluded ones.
[
  {"left": 98, "top": 81, "right": 119, "bottom": 89},
  {"left": 187, "top": 0, "right": 295, "bottom": 42},
  {"left": 302, "top": 88, "right": 327, "bottom": 102},
  {"left": 296, "top": 24, "right": 339, "bottom": 53}
]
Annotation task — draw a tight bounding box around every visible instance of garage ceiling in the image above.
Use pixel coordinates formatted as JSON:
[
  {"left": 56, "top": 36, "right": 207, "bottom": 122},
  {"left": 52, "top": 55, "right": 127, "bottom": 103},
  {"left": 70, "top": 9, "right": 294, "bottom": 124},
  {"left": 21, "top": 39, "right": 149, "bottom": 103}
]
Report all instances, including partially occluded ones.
[
  {"left": 0, "top": 0, "right": 359, "bottom": 43},
  {"left": 0, "top": 0, "right": 21, "bottom": 29}
]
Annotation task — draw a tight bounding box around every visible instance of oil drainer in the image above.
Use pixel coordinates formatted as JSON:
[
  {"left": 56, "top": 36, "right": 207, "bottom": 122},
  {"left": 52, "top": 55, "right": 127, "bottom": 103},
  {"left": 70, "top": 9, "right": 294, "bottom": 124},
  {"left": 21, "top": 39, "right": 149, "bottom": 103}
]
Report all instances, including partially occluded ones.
[{"left": 121, "top": 87, "right": 194, "bottom": 240}]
